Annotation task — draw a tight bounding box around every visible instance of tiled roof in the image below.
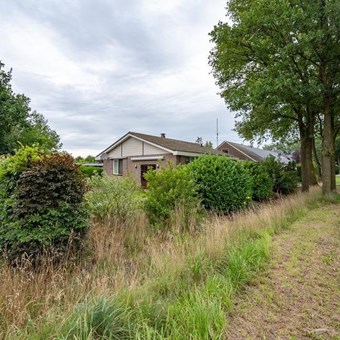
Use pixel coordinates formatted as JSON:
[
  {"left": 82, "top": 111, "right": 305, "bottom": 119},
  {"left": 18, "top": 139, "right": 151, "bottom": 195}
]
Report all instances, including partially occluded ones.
[
  {"left": 223, "top": 141, "right": 290, "bottom": 164},
  {"left": 129, "top": 132, "right": 223, "bottom": 155}
]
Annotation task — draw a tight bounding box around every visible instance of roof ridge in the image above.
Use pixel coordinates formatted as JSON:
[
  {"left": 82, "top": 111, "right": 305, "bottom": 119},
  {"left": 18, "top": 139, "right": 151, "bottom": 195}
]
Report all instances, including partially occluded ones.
[{"left": 130, "top": 131, "right": 202, "bottom": 146}]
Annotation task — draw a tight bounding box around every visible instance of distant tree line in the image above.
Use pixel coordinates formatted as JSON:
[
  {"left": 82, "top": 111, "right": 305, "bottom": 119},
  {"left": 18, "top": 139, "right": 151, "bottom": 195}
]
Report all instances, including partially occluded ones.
[{"left": 0, "top": 61, "right": 61, "bottom": 154}]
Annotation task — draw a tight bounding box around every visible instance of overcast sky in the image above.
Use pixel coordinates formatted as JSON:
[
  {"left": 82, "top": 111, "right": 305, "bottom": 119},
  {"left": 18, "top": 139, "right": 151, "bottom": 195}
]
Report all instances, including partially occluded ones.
[{"left": 0, "top": 0, "right": 242, "bottom": 157}]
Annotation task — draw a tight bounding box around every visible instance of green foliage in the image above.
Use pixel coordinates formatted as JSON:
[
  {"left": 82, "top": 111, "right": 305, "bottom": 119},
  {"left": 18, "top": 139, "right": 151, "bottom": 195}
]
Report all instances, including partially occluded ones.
[
  {"left": 261, "top": 157, "right": 298, "bottom": 195},
  {"left": 296, "top": 163, "right": 302, "bottom": 182},
  {"left": 75, "top": 155, "right": 96, "bottom": 164},
  {"left": 166, "top": 290, "right": 226, "bottom": 339},
  {"left": 79, "top": 165, "right": 103, "bottom": 177},
  {"left": 17, "top": 111, "right": 62, "bottom": 152},
  {"left": 0, "top": 146, "right": 88, "bottom": 264},
  {"left": 208, "top": 0, "right": 340, "bottom": 194},
  {"left": 244, "top": 161, "right": 273, "bottom": 201},
  {"left": 0, "top": 61, "right": 61, "bottom": 154},
  {"left": 144, "top": 163, "right": 201, "bottom": 230},
  {"left": 85, "top": 175, "right": 143, "bottom": 226},
  {"left": 133, "top": 234, "right": 271, "bottom": 339},
  {"left": 61, "top": 297, "right": 135, "bottom": 339},
  {"left": 188, "top": 155, "right": 252, "bottom": 213}
]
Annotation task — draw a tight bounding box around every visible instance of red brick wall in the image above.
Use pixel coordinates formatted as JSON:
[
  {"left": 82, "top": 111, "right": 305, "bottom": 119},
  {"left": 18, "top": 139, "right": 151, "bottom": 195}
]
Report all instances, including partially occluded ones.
[
  {"left": 103, "top": 154, "right": 197, "bottom": 185},
  {"left": 217, "top": 142, "right": 254, "bottom": 161},
  {"left": 103, "top": 159, "right": 113, "bottom": 175}
]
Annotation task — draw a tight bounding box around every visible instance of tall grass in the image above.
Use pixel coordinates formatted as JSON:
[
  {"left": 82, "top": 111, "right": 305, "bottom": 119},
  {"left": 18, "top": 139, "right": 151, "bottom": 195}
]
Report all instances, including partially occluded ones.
[{"left": 0, "top": 187, "right": 324, "bottom": 338}]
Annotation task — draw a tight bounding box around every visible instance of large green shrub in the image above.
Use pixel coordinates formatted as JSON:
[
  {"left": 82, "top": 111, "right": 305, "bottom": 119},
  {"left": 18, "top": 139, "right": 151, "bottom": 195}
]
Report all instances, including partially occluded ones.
[
  {"left": 244, "top": 161, "right": 273, "bottom": 201},
  {"left": 187, "top": 155, "right": 252, "bottom": 213},
  {"left": 144, "top": 163, "right": 200, "bottom": 230},
  {"left": 0, "top": 146, "right": 89, "bottom": 264},
  {"left": 85, "top": 175, "right": 143, "bottom": 226},
  {"left": 261, "top": 157, "right": 298, "bottom": 195}
]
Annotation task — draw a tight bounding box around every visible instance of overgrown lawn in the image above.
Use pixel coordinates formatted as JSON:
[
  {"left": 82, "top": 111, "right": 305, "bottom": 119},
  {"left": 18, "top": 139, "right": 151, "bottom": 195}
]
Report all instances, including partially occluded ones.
[{"left": 0, "top": 187, "right": 328, "bottom": 339}]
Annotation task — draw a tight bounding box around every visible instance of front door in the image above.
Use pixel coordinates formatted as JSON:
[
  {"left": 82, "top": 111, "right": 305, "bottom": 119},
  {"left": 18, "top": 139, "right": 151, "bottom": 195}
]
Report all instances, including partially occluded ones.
[{"left": 141, "top": 164, "right": 156, "bottom": 189}]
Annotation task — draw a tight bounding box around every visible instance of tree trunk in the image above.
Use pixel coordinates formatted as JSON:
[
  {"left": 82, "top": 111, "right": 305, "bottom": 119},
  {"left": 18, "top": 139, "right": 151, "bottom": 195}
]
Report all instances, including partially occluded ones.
[
  {"left": 313, "top": 136, "right": 322, "bottom": 179},
  {"left": 299, "top": 111, "right": 318, "bottom": 192},
  {"left": 331, "top": 134, "right": 336, "bottom": 191},
  {"left": 307, "top": 121, "right": 318, "bottom": 186},
  {"left": 322, "top": 95, "right": 333, "bottom": 196},
  {"left": 319, "top": 0, "right": 336, "bottom": 195},
  {"left": 299, "top": 125, "right": 311, "bottom": 192}
]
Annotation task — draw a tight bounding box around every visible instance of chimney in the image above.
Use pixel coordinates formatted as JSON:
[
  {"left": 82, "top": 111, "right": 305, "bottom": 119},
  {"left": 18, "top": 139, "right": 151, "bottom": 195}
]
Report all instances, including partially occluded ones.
[{"left": 160, "top": 133, "right": 166, "bottom": 138}]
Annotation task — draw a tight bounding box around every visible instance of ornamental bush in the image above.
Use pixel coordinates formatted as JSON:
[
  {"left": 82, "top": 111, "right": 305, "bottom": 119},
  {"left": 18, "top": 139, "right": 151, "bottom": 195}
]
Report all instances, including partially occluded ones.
[
  {"left": 261, "top": 156, "right": 298, "bottom": 195},
  {"left": 144, "top": 163, "right": 201, "bottom": 231},
  {"left": 187, "top": 155, "right": 252, "bottom": 213},
  {"left": 0, "top": 146, "right": 89, "bottom": 265},
  {"left": 244, "top": 161, "right": 273, "bottom": 201}
]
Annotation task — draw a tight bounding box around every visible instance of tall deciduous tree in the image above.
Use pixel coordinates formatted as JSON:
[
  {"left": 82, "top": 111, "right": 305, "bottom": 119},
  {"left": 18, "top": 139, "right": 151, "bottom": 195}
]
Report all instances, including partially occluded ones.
[
  {"left": 209, "top": 0, "right": 340, "bottom": 194},
  {"left": 0, "top": 61, "right": 61, "bottom": 154}
]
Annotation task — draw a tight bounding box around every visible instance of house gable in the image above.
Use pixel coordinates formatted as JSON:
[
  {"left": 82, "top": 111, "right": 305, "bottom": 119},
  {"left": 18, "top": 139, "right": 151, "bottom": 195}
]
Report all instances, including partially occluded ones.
[
  {"left": 106, "top": 135, "right": 171, "bottom": 159},
  {"left": 218, "top": 141, "right": 257, "bottom": 162}
]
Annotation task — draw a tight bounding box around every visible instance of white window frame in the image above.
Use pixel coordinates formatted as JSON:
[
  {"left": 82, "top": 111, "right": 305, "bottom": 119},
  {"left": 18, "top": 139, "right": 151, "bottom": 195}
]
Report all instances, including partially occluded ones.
[{"left": 113, "top": 159, "right": 123, "bottom": 175}]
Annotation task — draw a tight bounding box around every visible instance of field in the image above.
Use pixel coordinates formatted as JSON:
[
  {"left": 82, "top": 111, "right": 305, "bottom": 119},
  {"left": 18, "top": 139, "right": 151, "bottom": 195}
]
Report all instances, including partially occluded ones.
[{"left": 0, "top": 187, "right": 339, "bottom": 338}]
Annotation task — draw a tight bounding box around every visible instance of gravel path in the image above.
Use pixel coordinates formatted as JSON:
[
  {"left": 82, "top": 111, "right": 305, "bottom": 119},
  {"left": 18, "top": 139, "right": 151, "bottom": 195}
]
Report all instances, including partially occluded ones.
[{"left": 225, "top": 203, "right": 340, "bottom": 339}]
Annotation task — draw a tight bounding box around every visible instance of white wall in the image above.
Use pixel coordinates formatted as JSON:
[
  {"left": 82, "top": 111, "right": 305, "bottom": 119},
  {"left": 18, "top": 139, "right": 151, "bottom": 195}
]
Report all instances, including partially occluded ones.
[
  {"left": 144, "top": 143, "right": 169, "bottom": 155},
  {"left": 107, "top": 137, "right": 169, "bottom": 158}
]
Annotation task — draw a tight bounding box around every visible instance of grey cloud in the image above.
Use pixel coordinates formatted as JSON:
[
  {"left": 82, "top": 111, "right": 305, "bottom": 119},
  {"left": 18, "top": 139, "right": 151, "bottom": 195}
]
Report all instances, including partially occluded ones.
[
  {"left": 1, "top": 0, "right": 240, "bottom": 156},
  {"left": 12, "top": 0, "right": 178, "bottom": 71}
]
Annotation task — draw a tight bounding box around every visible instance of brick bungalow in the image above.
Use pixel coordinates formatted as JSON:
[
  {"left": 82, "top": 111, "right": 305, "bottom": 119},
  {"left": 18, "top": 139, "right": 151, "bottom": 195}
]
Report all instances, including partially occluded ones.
[{"left": 96, "top": 131, "right": 224, "bottom": 187}]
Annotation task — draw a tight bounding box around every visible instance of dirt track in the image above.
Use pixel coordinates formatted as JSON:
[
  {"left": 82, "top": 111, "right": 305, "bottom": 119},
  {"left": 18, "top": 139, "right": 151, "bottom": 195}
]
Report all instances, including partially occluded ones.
[{"left": 225, "top": 203, "right": 340, "bottom": 339}]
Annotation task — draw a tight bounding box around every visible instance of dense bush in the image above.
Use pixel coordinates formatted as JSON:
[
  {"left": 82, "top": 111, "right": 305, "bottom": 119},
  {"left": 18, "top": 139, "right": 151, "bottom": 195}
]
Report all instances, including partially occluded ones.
[
  {"left": 144, "top": 163, "right": 201, "bottom": 230},
  {"left": 0, "top": 146, "right": 89, "bottom": 264},
  {"left": 187, "top": 155, "right": 252, "bottom": 213},
  {"left": 261, "top": 157, "right": 298, "bottom": 195},
  {"left": 85, "top": 175, "right": 143, "bottom": 226},
  {"left": 244, "top": 161, "right": 273, "bottom": 201},
  {"left": 296, "top": 163, "right": 302, "bottom": 182},
  {"left": 79, "top": 165, "right": 103, "bottom": 177}
]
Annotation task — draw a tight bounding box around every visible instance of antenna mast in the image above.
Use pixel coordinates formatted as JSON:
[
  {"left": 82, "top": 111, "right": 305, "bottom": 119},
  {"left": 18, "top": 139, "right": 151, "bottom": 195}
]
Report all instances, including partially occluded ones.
[{"left": 216, "top": 118, "right": 219, "bottom": 148}]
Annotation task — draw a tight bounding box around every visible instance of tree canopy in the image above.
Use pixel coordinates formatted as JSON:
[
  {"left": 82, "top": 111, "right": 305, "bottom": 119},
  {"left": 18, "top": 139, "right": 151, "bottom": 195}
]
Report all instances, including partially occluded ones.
[
  {"left": 0, "top": 61, "right": 61, "bottom": 154},
  {"left": 209, "top": 0, "right": 340, "bottom": 194}
]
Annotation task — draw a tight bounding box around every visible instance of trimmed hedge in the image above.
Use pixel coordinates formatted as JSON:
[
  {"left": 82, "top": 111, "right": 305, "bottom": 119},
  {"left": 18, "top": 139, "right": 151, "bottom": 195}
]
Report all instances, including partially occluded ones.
[
  {"left": 0, "top": 146, "right": 89, "bottom": 265},
  {"left": 187, "top": 155, "right": 252, "bottom": 213}
]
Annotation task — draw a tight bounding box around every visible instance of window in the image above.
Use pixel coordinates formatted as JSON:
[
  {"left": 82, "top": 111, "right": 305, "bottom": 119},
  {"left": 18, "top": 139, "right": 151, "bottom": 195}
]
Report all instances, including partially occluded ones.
[
  {"left": 185, "top": 156, "right": 196, "bottom": 164},
  {"left": 113, "top": 159, "right": 123, "bottom": 175}
]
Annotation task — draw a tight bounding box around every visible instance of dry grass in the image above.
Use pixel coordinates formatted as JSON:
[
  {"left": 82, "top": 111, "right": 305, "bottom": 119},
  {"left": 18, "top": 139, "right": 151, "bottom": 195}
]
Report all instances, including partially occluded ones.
[{"left": 0, "top": 187, "right": 323, "bottom": 337}]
